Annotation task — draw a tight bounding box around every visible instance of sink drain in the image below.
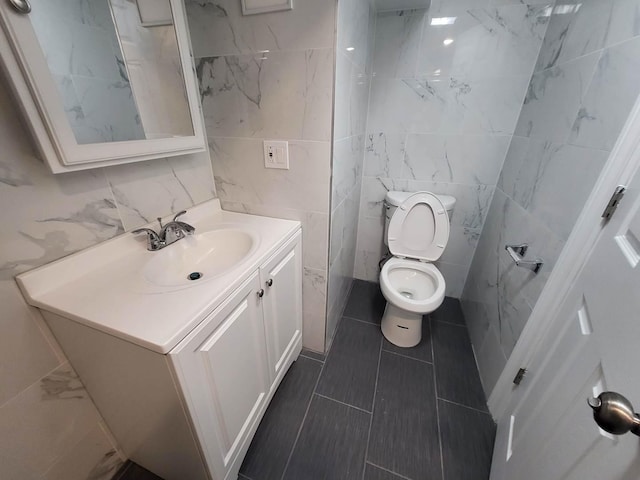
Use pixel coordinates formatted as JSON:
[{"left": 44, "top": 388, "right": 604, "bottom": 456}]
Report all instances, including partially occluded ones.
[{"left": 188, "top": 272, "right": 203, "bottom": 281}]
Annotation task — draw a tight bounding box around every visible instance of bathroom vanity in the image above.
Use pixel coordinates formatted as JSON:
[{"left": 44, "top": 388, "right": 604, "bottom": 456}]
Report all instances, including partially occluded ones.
[{"left": 16, "top": 200, "right": 303, "bottom": 480}]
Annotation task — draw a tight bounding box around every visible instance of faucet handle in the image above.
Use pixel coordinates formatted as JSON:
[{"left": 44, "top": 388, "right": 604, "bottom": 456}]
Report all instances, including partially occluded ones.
[
  {"left": 132, "top": 228, "right": 162, "bottom": 251},
  {"left": 173, "top": 210, "right": 187, "bottom": 222}
]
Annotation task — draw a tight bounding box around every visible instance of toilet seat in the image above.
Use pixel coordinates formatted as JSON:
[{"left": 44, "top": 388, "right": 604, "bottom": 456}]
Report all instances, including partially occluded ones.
[
  {"left": 380, "top": 257, "right": 446, "bottom": 313},
  {"left": 387, "top": 192, "right": 449, "bottom": 261}
]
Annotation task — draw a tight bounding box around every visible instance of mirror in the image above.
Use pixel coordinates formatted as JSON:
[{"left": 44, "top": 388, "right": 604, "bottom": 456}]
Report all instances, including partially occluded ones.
[{"left": 28, "top": 0, "right": 193, "bottom": 145}]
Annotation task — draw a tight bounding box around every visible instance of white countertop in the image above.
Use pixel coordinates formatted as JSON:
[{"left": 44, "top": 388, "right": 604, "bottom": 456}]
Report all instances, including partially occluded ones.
[{"left": 16, "top": 199, "right": 301, "bottom": 354}]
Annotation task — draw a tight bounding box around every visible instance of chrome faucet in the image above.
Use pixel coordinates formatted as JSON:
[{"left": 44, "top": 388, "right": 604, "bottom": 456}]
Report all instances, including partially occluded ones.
[{"left": 132, "top": 211, "right": 195, "bottom": 251}]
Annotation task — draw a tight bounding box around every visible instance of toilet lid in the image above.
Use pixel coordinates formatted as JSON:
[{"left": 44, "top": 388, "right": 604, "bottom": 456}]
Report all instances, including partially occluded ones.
[{"left": 387, "top": 192, "right": 449, "bottom": 261}]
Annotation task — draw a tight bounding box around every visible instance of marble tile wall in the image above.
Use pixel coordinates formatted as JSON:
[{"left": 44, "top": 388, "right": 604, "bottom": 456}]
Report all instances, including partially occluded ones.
[
  {"left": 462, "top": 0, "right": 640, "bottom": 395},
  {"left": 326, "top": 0, "right": 376, "bottom": 346},
  {"left": 30, "top": 0, "right": 144, "bottom": 144},
  {"left": 185, "top": 0, "right": 336, "bottom": 353},
  {"left": 354, "top": 0, "right": 550, "bottom": 297},
  {"left": 0, "top": 68, "right": 216, "bottom": 478}
]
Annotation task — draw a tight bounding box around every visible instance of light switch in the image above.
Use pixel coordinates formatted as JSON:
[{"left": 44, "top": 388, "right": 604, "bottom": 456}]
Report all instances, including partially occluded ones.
[{"left": 263, "top": 140, "right": 289, "bottom": 170}]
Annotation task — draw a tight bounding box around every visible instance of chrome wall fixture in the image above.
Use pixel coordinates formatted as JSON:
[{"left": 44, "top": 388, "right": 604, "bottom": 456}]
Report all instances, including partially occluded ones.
[
  {"left": 7, "top": 0, "right": 30, "bottom": 14},
  {"left": 505, "top": 244, "right": 544, "bottom": 274}
]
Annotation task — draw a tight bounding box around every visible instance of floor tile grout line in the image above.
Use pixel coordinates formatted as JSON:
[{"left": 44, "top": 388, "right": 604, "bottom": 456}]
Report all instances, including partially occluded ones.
[
  {"left": 298, "top": 353, "right": 324, "bottom": 364},
  {"left": 361, "top": 335, "right": 384, "bottom": 480},
  {"left": 342, "top": 314, "right": 380, "bottom": 326},
  {"left": 430, "top": 317, "right": 446, "bottom": 480},
  {"left": 433, "top": 318, "right": 467, "bottom": 328},
  {"left": 381, "top": 348, "right": 433, "bottom": 365},
  {"left": 314, "top": 392, "right": 373, "bottom": 415},
  {"left": 366, "top": 461, "right": 414, "bottom": 480},
  {"left": 437, "top": 397, "right": 493, "bottom": 417},
  {"left": 279, "top": 348, "right": 328, "bottom": 480}
]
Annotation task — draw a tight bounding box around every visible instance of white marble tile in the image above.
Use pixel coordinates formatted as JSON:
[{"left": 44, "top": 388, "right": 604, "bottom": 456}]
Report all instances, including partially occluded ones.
[
  {"left": 330, "top": 202, "right": 345, "bottom": 266},
  {"left": 198, "top": 48, "right": 334, "bottom": 141},
  {"left": 360, "top": 176, "right": 409, "bottom": 218},
  {"left": 534, "top": 0, "right": 627, "bottom": 71},
  {"left": 475, "top": 324, "right": 507, "bottom": 395},
  {"left": 406, "top": 181, "right": 495, "bottom": 230},
  {"left": 368, "top": 74, "right": 529, "bottom": 135},
  {"left": 105, "top": 159, "right": 202, "bottom": 231},
  {"left": 337, "top": 0, "right": 373, "bottom": 69},
  {"left": 210, "top": 137, "right": 331, "bottom": 214},
  {"left": 332, "top": 135, "right": 365, "bottom": 207},
  {"left": 433, "top": 260, "right": 469, "bottom": 297},
  {"left": 403, "top": 134, "right": 510, "bottom": 185},
  {"left": 604, "top": 0, "right": 640, "bottom": 48},
  {"left": 303, "top": 267, "right": 327, "bottom": 352},
  {"left": 44, "top": 422, "right": 123, "bottom": 480},
  {"left": 354, "top": 249, "right": 382, "bottom": 282},
  {"left": 349, "top": 67, "right": 371, "bottom": 137},
  {"left": 372, "top": 10, "right": 426, "bottom": 78},
  {"left": 460, "top": 290, "right": 492, "bottom": 357},
  {"left": 334, "top": 52, "right": 354, "bottom": 142},
  {"left": 185, "top": 0, "right": 335, "bottom": 57},
  {"left": 515, "top": 51, "right": 601, "bottom": 142},
  {"left": 438, "top": 225, "right": 482, "bottom": 267},
  {"left": 0, "top": 151, "right": 123, "bottom": 281},
  {"left": 418, "top": 4, "right": 549, "bottom": 81},
  {"left": 0, "top": 282, "right": 61, "bottom": 406},
  {"left": 364, "top": 132, "right": 407, "bottom": 178},
  {"left": 569, "top": 36, "right": 640, "bottom": 151},
  {"left": 356, "top": 215, "right": 385, "bottom": 255},
  {"left": 498, "top": 138, "right": 609, "bottom": 240},
  {"left": 167, "top": 152, "right": 217, "bottom": 207},
  {"left": 0, "top": 363, "right": 106, "bottom": 475}
]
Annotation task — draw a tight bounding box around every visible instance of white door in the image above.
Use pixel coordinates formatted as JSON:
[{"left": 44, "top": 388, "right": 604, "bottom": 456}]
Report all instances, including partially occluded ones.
[{"left": 490, "top": 145, "right": 640, "bottom": 478}]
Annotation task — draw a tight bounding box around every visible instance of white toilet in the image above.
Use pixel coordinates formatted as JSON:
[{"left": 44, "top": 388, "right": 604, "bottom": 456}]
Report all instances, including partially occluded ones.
[{"left": 380, "top": 191, "right": 456, "bottom": 347}]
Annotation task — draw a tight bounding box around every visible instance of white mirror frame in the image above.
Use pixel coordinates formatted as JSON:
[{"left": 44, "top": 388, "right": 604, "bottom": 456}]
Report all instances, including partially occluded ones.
[
  {"left": 241, "top": 0, "right": 292, "bottom": 16},
  {"left": 0, "top": 0, "right": 206, "bottom": 174}
]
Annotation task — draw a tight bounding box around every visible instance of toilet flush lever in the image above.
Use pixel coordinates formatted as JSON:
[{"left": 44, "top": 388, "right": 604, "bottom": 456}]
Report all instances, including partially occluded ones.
[{"left": 505, "top": 244, "right": 544, "bottom": 274}]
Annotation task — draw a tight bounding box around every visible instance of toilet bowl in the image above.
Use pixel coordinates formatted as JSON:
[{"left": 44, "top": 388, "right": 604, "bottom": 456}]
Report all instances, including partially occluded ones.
[{"left": 379, "top": 191, "right": 454, "bottom": 347}]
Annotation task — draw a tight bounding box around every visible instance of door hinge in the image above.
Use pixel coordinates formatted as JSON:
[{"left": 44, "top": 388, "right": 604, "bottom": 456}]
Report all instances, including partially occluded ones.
[
  {"left": 513, "top": 368, "right": 527, "bottom": 386},
  {"left": 602, "top": 186, "right": 626, "bottom": 220}
]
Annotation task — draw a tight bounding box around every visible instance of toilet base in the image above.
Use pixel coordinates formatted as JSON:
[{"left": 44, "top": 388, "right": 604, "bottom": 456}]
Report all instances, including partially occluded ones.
[{"left": 381, "top": 303, "right": 423, "bottom": 348}]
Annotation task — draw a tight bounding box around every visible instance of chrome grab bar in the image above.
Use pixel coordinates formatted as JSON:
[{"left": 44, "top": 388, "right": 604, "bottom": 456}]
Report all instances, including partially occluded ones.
[{"left": 505, "top": 244, "right": 544, "bottom": 274}]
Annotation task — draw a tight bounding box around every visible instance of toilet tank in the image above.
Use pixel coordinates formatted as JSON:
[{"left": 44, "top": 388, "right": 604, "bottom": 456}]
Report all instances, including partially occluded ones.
[{"left": 383, "top": 191, "right": 456, "bottom": 247}]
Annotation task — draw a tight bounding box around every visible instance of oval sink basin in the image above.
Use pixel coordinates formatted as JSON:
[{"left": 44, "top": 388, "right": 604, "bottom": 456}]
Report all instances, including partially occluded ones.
[{"left": 142, "top": 227, "right": 258, "bottom": 288}]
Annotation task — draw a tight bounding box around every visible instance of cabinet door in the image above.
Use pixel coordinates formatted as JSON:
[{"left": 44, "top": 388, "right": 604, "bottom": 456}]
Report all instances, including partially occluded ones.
[
  {"left": 260, "top": 232, "right": 303, "bottom": 384},
  {"left": 169, "top": 273, "right": 270, "bottom": 480}
]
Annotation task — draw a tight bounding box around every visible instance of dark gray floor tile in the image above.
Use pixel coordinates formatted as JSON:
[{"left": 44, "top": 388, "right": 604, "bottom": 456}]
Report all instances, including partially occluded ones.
[
  {"left": 300, "top": 348, "right": 326, "bottom": 362},
  {"left": 382, "top": 315, "right": 432, "bottom": 363},
  {"left": 432, "top": 320, "right": 488, "bottom": 411},
  {"left": 431, "top": 296, "right": 465, "bottom": 326},
  {"left": 316, "top": 318, "right": 381, "bottom": 411},
  {"left": 367, "top": 352, "right": 442, "bottom": 480},
  {"left": 283, "top": 395, "right": 370, "bottom": 480},
  {"left": 364, "top": 463, "right": 407, "bottom": 480},
  {"left": 116, "top": 462, "right": 162, "bottom": 480},
  {"left": 343, "top": 279, "right": 386, "bottom": 325},
  {"left": 439, "top": 400, "right": 496, "bottom": 480},
  {"left": 240, "top": 357, "right": 322, "bottom": 480}
]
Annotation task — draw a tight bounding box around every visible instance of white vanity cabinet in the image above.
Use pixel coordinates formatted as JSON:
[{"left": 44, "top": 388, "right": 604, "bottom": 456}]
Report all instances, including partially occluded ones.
[
  {"left": 170, "top": 231, "right": 302, "bottom": 480},
  {"left": 30, "top": 222, "right": 303, "bottom": 480}
]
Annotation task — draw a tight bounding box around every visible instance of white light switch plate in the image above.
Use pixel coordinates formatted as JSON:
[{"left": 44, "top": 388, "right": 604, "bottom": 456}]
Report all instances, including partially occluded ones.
[{"left": 264, "top": 140, "right": 289, "bottom": 170}]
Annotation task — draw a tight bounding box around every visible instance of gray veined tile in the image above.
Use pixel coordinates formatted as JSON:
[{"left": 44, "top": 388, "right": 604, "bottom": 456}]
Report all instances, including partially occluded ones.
[
  {"left": 282, "top": 395, "right": 370, "bottom": 480},
  {"left": 431, "top": 296, "right": 466, "bottom": 326},
  {"left": 316, "top": 317, "right": 382, "bottom": 411},
  {"left": 432, "top": 319, "right": 489, "bottom": 411},
  {"left": 438, "top": 400, "right": 496, "bottom": 480},
  {"left": 343, "top": 279, "right": 386, "bottom": 325},
  {"left": 367, "top": 352, "right": 442, "bottom": 480},
  {"left": 240, "top": 357, "right": 322, "bottom": 480},
  {"left": 364, "top": 463, "right": 407, "bottom": 480}
]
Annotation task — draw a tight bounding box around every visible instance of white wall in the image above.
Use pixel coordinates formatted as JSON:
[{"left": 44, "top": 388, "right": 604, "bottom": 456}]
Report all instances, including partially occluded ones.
[
  {"left": 326, "top": 0, "right": 376, "bottom": 345},
  {"left": 185, "top": 0, "right": 336, "bottom": 353},
  {"left": 355, "top": 0, "right": 549, "bottom": 297},
  {"left": 462, "top": 0, "right": 640, "bottom": 394},
  {"left": 0, "top": 68, "right": 215, "bottom": 478}
]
